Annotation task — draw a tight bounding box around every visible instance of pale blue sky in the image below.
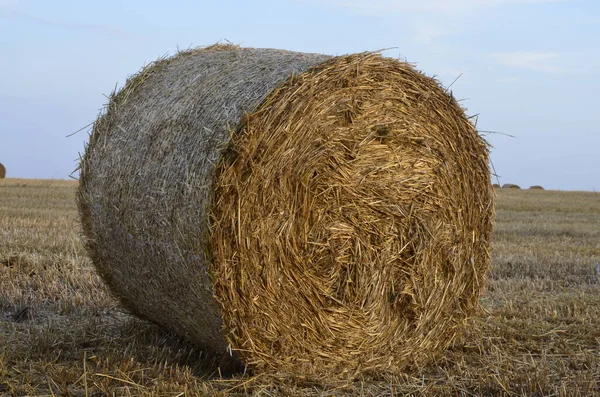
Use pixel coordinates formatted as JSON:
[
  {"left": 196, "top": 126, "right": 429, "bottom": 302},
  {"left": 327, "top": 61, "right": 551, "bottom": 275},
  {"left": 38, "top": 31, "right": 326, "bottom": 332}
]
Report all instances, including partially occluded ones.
[{"left": 1, "top": 0, "right": 598, "bottom": 190}]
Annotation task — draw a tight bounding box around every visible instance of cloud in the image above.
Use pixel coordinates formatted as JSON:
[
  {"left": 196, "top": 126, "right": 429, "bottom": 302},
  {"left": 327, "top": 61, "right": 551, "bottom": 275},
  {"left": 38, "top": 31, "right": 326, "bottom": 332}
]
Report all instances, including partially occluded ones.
[
  {"left": 302, "top": 0, "right": 563, "bottom": 43},
  {"left": 491, "top": 52, "right": 561, "bottom": 72},
  {"left": 0, "top": 0, "right": 18, "bottom": 10},
  {"left": 0, "top": 7, "right": 134, "bottom": 38},
  {"left": 304, "top": 0, "right": 563, "bottom": 15}
]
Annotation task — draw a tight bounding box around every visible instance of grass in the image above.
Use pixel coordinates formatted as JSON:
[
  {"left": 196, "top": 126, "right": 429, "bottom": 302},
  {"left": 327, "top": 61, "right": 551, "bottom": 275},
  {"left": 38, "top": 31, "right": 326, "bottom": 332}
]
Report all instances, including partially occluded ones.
[{"left": 1, "top": 178, "right": 599, "bottom": 396}]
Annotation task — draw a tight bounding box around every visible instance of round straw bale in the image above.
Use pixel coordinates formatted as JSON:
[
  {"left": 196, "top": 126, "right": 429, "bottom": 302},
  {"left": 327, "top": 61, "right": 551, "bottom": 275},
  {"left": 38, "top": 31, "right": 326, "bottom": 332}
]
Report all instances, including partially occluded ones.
[
  {"left": 0, "top": 163, "right": 5, "bottom": 179},
  {"left": 529, "top": 185, "right": 544, "bottom": 190},
  {"left": 492, "top": 183, "right": 501, "bottom": 188},
  {"left": 502, "top": 183, "right": 521, "bottom": 189},
  {"left": 78, "top": 45, "right": 494, "bottom": 379}
]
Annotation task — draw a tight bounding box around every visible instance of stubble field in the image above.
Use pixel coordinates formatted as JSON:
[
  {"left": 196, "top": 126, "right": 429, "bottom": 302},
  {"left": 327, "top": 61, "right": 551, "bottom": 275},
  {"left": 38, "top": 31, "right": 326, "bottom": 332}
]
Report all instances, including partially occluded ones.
[{"left": 1, "top": 178, "right": 599, "bottom": 396}]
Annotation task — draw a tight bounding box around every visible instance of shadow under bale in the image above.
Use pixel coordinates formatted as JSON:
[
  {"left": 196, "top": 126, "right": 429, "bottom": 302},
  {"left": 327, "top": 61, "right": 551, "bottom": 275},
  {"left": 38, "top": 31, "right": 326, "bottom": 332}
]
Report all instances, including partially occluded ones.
[{"left": 78, "top": 45, "right": 494, "bottom": 381}]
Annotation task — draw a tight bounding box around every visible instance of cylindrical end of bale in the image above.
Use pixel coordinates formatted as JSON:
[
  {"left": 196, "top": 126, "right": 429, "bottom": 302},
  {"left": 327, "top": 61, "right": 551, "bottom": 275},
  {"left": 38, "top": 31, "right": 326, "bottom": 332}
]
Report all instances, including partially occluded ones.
[
  {"left": 78, "top": 46, "right": 494, "bottom": 380},
  {"left": 211, "top": 53, "right": 494, "bottom": 377}
]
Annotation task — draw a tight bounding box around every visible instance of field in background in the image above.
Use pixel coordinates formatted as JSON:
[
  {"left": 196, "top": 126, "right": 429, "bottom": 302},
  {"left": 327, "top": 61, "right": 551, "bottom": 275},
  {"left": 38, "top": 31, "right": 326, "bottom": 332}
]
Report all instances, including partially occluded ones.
[{"left": 1, "top": 178, "right": 599, "bottom": 396}]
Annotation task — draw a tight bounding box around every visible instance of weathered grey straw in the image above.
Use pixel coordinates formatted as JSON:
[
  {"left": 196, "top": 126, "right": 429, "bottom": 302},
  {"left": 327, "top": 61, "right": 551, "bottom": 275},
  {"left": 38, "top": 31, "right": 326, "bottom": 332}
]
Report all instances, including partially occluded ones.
[{"left": 78, "top": 44, "right": 494, "bottom": 380}]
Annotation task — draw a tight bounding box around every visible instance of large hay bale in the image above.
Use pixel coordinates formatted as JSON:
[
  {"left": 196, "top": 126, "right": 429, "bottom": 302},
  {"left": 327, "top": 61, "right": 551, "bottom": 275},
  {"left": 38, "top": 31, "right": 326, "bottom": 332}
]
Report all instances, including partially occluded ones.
[
  {"left": 78, "top": 45, "right": 494, "bottom": 379},
  {"left": 0, "top": 163, "right": 5, "bottom": 179}
]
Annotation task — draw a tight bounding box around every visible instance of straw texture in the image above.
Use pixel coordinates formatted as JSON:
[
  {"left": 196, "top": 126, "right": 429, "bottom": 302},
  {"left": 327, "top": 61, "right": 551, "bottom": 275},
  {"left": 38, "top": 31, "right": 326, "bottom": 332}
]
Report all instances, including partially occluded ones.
[{"left": 78, "top": 45, "right": 494, "bottom": 380}]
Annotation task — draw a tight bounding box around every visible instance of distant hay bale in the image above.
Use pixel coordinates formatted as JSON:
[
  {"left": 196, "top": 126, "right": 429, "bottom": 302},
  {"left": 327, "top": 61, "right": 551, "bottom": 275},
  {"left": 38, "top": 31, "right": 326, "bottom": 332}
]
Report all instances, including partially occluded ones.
[
  {"left": 492, "top": 183, "right": 501, "bottom": 188},
  {"left": 78, "top": 45, "right": 494, "bottom": 380},
  {"left": 502, "top": 183, "right": 521, "bottom": 189},
  {"left": 0, "top": 163, "right": 5, "bottom": 179},
  {"left": 529, "top": 185, "right": 544, "bottom": 190}
]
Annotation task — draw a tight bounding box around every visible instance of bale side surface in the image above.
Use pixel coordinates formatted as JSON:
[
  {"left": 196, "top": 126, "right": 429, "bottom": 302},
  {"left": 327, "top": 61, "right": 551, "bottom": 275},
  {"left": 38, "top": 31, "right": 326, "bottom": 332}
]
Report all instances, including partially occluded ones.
[
  {"left": 77, "top": 46, "right": 331, "bottom": 367},
  {"left": 0, "top": 163, "right": 5, "bottom": 179},
  {"left": 210, "top": 53, "right": 494, "bottom": 378}
]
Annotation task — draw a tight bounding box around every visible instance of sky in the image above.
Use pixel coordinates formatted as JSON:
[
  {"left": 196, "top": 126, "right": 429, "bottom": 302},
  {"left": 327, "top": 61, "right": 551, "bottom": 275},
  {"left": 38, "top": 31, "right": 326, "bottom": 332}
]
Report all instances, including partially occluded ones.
[{"left": 0, "top": 0, "right": 598, "bottom": 190}]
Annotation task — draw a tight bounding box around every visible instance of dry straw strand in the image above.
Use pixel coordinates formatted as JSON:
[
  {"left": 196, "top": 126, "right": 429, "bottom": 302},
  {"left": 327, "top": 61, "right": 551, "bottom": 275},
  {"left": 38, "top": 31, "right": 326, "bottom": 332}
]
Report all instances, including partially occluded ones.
[{"left": 78, "top": 45, "right": 494, "bottom": 381}]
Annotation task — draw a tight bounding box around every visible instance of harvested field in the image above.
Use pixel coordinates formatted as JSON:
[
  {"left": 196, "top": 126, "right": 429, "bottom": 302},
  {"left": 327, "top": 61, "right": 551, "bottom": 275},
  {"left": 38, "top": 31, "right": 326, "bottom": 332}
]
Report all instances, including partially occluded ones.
[{"left": 1, "top": 178, "right": 599, "bottom": 395}]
